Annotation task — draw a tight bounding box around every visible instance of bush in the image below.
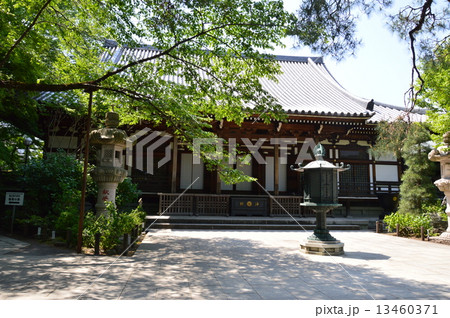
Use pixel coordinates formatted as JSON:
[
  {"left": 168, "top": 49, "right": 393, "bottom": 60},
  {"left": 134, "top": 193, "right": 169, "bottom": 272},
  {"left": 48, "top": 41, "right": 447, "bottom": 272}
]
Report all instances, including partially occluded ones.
[
  {"left": 83, "top": 202, "right": 145, "bottom": 252},
  {"left": 383, "top": 199, "right": 449, "bottom": 238},
  {"left": 383, "top": 212, "right": 432, "bottom": 237},
  {"left": 422, "top": 200, "right": 448, "bottom": 233},
  {"left": 116, "top": 177, "right": 141, "bottom": 210},
  {"left": 18, "top": 151, "right": 83, "bottom": 235},
  {"left": 16, "top": 151, "right": 142, "bottom": 246}
]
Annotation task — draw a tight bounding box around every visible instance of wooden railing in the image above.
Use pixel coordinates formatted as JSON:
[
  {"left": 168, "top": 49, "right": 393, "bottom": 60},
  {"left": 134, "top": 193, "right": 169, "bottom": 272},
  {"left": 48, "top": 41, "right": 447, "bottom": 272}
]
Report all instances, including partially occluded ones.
[
  {"left": 158, "top": 182, "right": 400, "bottom": 216},
  {"left": 158, "top": 193, "right": 193, "bottom": 215},
  {"left": 269, "top": 196, "right": 303, "bottom": 216},
  {"left": 158, "top": 193, "right": 316, "bottom": 217},
  {"left": 373, "top": 182, "right": 400, "bottom": 194},
  {"left": 158, "top": 193, "right": 229, "bottom": 216},
  {"left": 338, "top": 182, "right": 400, "bottom": 196},
  {"left": 196, "top": 194, "right": 230, "bottom": 216}
]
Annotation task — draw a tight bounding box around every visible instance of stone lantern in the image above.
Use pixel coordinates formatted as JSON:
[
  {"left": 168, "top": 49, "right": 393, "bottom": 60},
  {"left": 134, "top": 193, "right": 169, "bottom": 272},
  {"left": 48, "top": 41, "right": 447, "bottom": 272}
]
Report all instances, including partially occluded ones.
[
  {"left": 292, "top": 143, "right": 350, "bottom": 255},
  {"left": 428, "top": 131, "right": 450, "bottom": 239},
  {"left": 90, "top": 112, "right": 128, "bottom": 216}
]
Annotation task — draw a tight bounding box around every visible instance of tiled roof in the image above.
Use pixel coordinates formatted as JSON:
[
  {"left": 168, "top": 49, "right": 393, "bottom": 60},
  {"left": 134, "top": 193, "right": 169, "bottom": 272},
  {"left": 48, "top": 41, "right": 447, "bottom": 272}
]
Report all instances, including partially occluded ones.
[
  {"left": 262, "top": 56, "right": 372, "bottom": 117},
  {"left": 102, "top": 43, "right": 425, "bottom": 122},
  {"left": 38, "top": 41, "right": 426, "bottom": 123},
  {"left": 264, "top": 55, "right": 426, "bottom": 122},
  {"left": 368, "top": 102, "right": 426, "bottom": 123}
]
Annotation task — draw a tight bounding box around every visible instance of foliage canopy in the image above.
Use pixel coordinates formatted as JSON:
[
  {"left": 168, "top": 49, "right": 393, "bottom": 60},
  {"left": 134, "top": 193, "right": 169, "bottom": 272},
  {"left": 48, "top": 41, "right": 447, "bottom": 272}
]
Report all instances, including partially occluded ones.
[
  {"left": 372, "top": 121, "right": 437, "bottom": 214},
  {"left": 417, "top": 39, "right": 450, "bottom": 145},
  {"left": 1, "top": 0, "right": 448, "bottom": 180},
  {"left": 0, "top": 0, "right": 293, "bottom": 135}
]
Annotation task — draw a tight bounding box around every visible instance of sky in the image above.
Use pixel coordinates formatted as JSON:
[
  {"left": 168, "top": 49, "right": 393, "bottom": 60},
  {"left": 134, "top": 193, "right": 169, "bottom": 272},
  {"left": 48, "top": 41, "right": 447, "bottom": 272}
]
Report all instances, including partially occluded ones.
[{"left": 276, "top": 0, "right": 414, "bottom": 107}]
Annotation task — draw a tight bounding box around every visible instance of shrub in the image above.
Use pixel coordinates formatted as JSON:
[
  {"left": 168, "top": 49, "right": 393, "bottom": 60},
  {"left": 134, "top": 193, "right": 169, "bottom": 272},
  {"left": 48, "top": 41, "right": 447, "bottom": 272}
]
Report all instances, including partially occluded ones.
[
  {"left": 422, "top": 200, "right": 448, "bottom": 233},
  {"left": 18, "top": 151, "right": 83, "bottom": 235},
  {"left": 83, "top": 202, "right": 145, "bottom": 252},
  {"left": 16, "top": 151, "right": 142, "bottom": 246},
  {"left": 383, "top": 211, "right": 432, "bottom": 237},
  {"left": 116, "top": 177, "right": 141, "bottom": 210}
]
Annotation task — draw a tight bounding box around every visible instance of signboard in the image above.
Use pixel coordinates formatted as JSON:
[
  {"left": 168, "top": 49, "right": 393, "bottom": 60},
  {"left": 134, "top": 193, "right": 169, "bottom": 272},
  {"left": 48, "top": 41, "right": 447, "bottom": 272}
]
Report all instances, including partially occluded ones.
[
  {"left": 231, "top": 197, "right": 268, "bottom": 216},
  {"left": 5, "top": 192, "right": 24, "bottom": 206}
]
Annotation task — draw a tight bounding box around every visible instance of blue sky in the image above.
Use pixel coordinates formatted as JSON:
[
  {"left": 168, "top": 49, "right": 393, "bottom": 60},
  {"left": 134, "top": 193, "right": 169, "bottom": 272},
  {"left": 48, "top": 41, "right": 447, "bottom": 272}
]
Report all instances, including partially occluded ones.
[{"left": 276, "top": 0, "right": 413, "bottom": 107}]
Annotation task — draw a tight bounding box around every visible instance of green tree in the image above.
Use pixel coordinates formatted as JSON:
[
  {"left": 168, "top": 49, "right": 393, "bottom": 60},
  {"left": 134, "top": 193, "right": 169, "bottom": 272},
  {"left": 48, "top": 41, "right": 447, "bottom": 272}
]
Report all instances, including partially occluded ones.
[
  {"left": 396, "top": 123, "right": 436, "bottom": 214},
  {"left": 0, "top": 0, "right": 296, "bottom": 181},
  {"left": 18, "top": 151, "right": 84, "bottom": 229},
  {"left": 372, "top": 121, "right": 437, "bottom": 214},
  {"left": 0, "top": 0, "right": 292, "bottom": 127},
  {"left": 417, "top": 39, "right": 450, "bottom": 145},
  {"left": 370, "top": 35, "right": 447, "bottom": 217},
  {"left": 0, "top": 125, "right": 26, "bottom": 170},
  {"left": 16, "top": 152, "right": 140, "bottom": 240}
]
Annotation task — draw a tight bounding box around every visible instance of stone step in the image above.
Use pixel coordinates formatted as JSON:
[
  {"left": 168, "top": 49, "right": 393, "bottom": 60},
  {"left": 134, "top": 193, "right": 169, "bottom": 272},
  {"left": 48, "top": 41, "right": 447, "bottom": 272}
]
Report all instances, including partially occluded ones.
[
  {"left": 144, "top": 215, "right": 377, "bottom": 231},
  {"left": 146, "top": 222, "right": 360, "bottom": 231},
  {"left": 147, "top": 216, "right": 314, "bottom": 225}
]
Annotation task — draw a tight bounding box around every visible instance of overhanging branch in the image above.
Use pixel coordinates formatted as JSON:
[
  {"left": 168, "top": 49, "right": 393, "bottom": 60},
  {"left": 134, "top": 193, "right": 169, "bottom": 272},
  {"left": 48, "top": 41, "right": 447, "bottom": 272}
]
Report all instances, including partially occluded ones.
[
  {"left": 92, "top": 22, "right": 268, "bottom": 85},
  {"left": 0, "top": 0, "right": 53, "bottom": 69},
  {"left": 0, "top": 80, "right": 99, "bottom": 92},
  {"left": 407, "top": 0, "right": 434, "bottom": 109}
]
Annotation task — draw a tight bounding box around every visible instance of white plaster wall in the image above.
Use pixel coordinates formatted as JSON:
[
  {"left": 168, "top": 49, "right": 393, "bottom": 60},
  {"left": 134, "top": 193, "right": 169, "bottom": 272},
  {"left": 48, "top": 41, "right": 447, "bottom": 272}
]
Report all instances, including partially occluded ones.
[
  {"left": 375, "top": 164, "right": 399, "bottom": 182},
  {"left": 265, "top": 156, "right": 287, "bottom": 192},
  {"left": 180, "top": 153, "right": 204, "bottom": 189},
  {"left": 265, "top": 156, "right": 275, "bottom": 191},
  {"left": 236, "top": 158, "right": 252, "bottom": 191}
]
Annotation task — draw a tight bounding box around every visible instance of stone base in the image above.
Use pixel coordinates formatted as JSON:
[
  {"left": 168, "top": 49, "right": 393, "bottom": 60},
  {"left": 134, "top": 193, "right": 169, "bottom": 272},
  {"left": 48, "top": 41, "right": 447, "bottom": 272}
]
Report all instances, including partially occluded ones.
[
  {"left": 439, "top": 231, "right": 450, "bottom": 239},
  {"left": 300, "top": 240, "right": 344, "bottom": 256}
]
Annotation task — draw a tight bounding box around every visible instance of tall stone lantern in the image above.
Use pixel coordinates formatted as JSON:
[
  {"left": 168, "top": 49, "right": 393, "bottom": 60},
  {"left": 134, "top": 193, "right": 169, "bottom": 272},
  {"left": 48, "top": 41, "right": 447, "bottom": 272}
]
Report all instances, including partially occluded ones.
[
  {"left": 428, "top": 131, "right": 450, "bottom": 239},
  {"left": 90, "top": 112, "right": 128, "bottom": 216},
  {"left": 292, "top": 143, "right": 350, "bottom": 255}
]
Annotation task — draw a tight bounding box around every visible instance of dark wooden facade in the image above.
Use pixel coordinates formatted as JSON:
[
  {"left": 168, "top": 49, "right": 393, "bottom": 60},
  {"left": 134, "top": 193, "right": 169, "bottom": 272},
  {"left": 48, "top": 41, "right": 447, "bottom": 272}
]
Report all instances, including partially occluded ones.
[
  {"left": 123, "top": 114, "right": 401, "bottom": 218},
  {"left": 40, "top": 46, "right": 419, "bottom": 218}
]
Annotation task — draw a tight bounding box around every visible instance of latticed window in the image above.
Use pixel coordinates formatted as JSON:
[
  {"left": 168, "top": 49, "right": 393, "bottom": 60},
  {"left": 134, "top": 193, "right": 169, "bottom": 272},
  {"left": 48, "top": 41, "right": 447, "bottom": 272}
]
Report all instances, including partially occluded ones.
[{"left": 339, "top": 164, "right": 370, "bottom": 195}]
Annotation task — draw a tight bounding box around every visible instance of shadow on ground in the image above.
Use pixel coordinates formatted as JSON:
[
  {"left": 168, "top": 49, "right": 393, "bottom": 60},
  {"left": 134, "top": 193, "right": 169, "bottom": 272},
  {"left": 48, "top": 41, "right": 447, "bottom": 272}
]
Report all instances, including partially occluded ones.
[
  {"left": 0, "top": 233, "right": 447, "bottom": 300},
  {"left": 342, "top": 252, "right": 390, "bottom": 260}
]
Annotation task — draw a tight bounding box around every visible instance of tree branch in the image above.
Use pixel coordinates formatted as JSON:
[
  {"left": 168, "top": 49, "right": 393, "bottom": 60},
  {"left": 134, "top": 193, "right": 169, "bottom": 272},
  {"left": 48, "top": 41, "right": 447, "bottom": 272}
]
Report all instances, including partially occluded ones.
[
  {"left": 99, "top": 85, "right": 202, "bottom": 139},
  {"left": 92, "top": 22, "right": 274, "bottom": 85},
  {"left": 0, "top": 0, "right": 53, "bottom": 69},
  {"left": 0, "top": 16, "right": 280, "bottom": 95},
  {"left": 0, "top": 80, "right": 99, "bottom": 92},
  {"left": 407, "top": 0, "right": 433, "bottom": 109}
]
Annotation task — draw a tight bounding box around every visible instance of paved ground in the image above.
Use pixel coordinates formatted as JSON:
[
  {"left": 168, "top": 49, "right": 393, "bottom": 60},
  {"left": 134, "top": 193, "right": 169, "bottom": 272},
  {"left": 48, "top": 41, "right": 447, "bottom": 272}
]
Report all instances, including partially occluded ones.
[
  {"left": 0, "top": 235, "right": 30, "bottom": 255},
  {"left": 1, "top": 230, "right": 450, "bottom": 300}
]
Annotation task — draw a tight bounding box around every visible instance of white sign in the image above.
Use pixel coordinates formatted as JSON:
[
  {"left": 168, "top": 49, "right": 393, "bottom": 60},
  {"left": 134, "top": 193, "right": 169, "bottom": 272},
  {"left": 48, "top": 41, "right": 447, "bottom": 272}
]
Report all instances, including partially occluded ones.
[{"left": 5, "top": 192, "right": 24, "bottom": 206}]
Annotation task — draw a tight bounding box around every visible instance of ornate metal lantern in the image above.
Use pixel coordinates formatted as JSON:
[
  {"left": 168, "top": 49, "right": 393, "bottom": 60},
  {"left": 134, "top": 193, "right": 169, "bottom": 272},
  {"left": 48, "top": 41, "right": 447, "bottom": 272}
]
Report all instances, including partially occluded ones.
[{"left": 292, "top": 143, "right": 349, "bottom": 255}]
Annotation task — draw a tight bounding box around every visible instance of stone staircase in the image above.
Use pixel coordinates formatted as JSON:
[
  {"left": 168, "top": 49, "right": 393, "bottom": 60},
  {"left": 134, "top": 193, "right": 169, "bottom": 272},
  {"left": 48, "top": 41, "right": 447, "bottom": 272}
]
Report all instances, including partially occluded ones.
[{"left": 144, "top": 215, "right": 377, "bottom": 231}]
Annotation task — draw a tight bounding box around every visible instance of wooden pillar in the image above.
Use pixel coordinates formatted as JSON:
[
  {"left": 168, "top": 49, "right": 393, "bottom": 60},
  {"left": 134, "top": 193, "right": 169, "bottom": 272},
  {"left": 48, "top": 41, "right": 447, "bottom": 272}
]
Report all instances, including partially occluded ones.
[
  {"left": 274, "top": 144, "right": 279, "bottom": 195},
  {"left": 216, "top": 167, "right": 221, "bottom": 194},
  {"left": 171, "top": 136, "right": 178, "bottom": 193}
]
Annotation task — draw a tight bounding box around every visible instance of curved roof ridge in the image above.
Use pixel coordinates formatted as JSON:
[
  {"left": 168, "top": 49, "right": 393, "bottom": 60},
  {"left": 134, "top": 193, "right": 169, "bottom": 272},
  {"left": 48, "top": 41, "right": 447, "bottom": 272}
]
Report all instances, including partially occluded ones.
[
  {"left": 274, "top": 55, "right": 323, "bottom": 64},
  {"left": 307, "top": 57, "right": 371, "bottom": 107},
  {"left": 373, "top": 100, "right": 427, "bottom": 114}
]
